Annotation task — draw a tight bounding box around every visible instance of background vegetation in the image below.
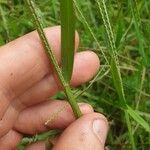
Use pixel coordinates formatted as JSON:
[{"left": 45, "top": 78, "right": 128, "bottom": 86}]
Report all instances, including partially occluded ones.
[{"left": 0, "top": 0, "right": 150, "bottom": 149}]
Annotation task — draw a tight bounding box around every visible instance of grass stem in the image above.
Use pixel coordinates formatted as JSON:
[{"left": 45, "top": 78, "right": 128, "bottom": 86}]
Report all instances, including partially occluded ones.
[
  {"left": 96, "top": 0, "right": 136, "bottom": 149},
  {"left": 24, "top": 0, "right": 82, "bottom": 118}
]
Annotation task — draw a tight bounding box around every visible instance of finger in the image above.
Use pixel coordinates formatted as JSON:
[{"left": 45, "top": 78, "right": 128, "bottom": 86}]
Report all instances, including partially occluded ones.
[
  {"left": 0, "top": 26, "right": 79, "bottom": 116},
  {"left": 14, "top": 101, "right": 94, "bottom": 134},
  {"left": 0, "top": 130, "right": 22, "bottom": 150},
  {"left": 25, "top": 113, "right": 108, "bottom": 150},
  {"left": 53, "top": 113, "right": 108, "bottom": 150},
  {"left": 0, "top": 102, "right": 20, "bottom": 138},
  {"left": 0, "top": 51, "right": 99, "bottom": 137},
  {"left": 14, "top": 51, "right": 100, "bottom": 107},
  {"left": 25, "top": 141, "right": 45, "bottom": 150}
]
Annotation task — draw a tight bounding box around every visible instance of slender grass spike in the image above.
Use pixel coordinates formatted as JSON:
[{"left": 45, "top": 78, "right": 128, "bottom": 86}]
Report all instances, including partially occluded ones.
[{"left": 24, "top": 0, "right": 82, "bottom": 119}]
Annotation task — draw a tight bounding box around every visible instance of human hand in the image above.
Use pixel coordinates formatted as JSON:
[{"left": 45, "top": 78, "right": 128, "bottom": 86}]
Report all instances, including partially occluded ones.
[{"left": 0, "top": 26, "right": 108, "bottom": 149}]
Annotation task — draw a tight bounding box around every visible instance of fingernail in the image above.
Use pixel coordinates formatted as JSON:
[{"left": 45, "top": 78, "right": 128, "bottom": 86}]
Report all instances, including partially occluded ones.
[{"left": 93, "top": 118, "right": 108, "bottom": 146}]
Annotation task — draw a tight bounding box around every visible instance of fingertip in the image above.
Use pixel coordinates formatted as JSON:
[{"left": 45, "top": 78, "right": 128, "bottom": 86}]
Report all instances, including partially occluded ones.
[
  {"left": 85, "top": 50, "right": 100, "bottom": 73},
  {"left": 79, "top": 103, "right": 94, "bottom": 114},
  {"left": 44, "top": 26, "right": 80, "bottom": 53},
  {"left": 53, "top": 112, "right": 108, "bottom": 150},
  {"left": 71, "top": 51, "right": 100, "bottom": 86}
]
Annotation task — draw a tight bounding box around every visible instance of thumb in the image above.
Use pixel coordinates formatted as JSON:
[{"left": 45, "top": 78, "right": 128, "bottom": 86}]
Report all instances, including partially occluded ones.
[{"left": 53, "top": 113, "right": 108, "bottom": 150}]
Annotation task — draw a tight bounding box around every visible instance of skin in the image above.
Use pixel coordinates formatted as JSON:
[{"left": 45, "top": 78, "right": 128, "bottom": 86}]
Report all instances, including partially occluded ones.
[{"left": 0, "top": 26, "right": 108, "bottom": 150}]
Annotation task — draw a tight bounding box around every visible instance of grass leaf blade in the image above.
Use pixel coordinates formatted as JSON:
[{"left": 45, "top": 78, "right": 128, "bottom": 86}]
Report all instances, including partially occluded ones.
[
  {"left": 61, "top": 0, "right": 75, "bottom": 82},
  {"left": 127, "top": 105, "right": 150, "bottom": 133}
]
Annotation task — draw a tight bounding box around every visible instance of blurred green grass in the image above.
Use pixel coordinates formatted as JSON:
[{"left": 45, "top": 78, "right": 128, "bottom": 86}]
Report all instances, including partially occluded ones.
[{"left": 0, "top": 0, "right": 150, "bottom": 149}]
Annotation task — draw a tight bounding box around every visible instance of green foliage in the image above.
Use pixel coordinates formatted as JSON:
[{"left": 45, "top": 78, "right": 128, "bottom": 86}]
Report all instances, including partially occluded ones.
[
  {"left": 0, "top": 0, "right": 150, "bottom": 149},
  {"left": 16, "top": 130, "right": 60, "bottom": 150},
  {"left": 61, "top": 0, "right": 75, "bottom": 82},
  {"left": 127, "top": 105, "right": 150, "bottom": 133}
]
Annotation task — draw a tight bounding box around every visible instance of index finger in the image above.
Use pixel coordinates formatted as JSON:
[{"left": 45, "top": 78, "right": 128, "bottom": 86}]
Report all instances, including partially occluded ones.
[{"left": 0, "top": 26, "right": 79, "bottom": 105}]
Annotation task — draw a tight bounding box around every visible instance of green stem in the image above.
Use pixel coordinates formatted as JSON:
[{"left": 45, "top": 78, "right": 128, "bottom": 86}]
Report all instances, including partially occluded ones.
[
  {"left": 125, "top": 111, "right": 136, "bottom": 150},
  {"left": 16, "top": 130, "right": 61, "bottom": 149},
  {"left": 24, "top": 0, "right": 81, "bottom": 118},
  {"left": 96, "top": 0, "right": 136, "bottom": 149}
]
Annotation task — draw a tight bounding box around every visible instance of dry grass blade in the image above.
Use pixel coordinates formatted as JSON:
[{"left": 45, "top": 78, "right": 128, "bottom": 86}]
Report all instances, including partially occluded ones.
[{"left": 61, "top": 0, "right": 75, "bottom": 82}]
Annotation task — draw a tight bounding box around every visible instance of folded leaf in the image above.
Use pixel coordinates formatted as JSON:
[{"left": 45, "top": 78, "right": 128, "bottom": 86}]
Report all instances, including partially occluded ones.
[{"left": 60, "top": 0, "right": 75, "bottom": 82}]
